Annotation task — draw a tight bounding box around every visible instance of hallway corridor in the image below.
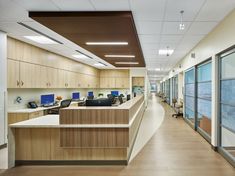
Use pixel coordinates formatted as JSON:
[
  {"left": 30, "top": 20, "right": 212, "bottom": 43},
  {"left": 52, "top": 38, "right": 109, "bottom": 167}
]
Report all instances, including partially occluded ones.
[{"left": 1, "top": 95, "right": 235, "bottom": 176}]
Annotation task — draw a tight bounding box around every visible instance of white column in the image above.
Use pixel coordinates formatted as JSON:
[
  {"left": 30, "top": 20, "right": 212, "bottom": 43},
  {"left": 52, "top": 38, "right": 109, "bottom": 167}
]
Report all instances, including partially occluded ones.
[
  {"left": 0, "top": 31, "right": 8, "bottom": 169},
  {"left": 211, "top": 55, "right": 219, "bottom": 147}
]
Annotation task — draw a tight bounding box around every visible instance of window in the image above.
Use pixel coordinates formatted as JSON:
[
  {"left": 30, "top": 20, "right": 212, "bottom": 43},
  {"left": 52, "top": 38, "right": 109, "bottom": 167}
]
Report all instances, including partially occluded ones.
[
  {"left": 219, "top": 51, "right": 235, "bottom": 159},
  {"left": 197, "top": 61, "right": 212, "bottom": 137},
  {"left": 184, "top": 68, "right": 195, "bottom": 124}
]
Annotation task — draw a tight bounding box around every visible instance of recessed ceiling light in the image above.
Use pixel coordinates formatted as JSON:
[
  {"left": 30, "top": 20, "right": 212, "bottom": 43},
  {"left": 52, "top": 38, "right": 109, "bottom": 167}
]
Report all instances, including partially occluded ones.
[
  {"left": 155, "top": 68, "right": 161, "bottom": 71},
  {"left": 105, "top": 55, "right": 135, "bottom": 58},
  {"left": 115, "top": 62, "right": 139, "bottom": 65},
  {"left": 159, "top": 49, "right": 174, "bottom": 56},
  {"left": 86, "top": 42, "right": 128, "bottom": 45},
  {"left": 94, "top": 63, "right": 106, "bottom": 67},
  {"left": 24, "top": 36, "right": 58, "bottom": 44},
  {"left": 72, "top": 54, "right": 88, "bottom": 59}
]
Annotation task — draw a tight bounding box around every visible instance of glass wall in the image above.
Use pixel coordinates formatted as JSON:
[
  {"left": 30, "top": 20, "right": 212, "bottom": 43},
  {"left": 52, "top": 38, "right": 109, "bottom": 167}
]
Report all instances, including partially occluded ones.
[
  {"left": 172, "top": 75, "right": 178, "bottom": 100},
  {"left": 165, "top": 79, "right": 170, "bottom": 104},
  {"left": 220, "top": 51, "right": 235, "bottom": 160},
  {"left": 184, "top": 68, "right": 195, "bottom": 124},
  {"left": 197, "top": 61, "right": 212, "bottom": 137}
]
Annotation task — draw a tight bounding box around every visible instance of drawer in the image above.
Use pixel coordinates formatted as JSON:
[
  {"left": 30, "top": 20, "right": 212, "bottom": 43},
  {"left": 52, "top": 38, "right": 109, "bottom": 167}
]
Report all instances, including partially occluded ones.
[{"left": 29, "top": 110, "right": 44, "bottom": 119}]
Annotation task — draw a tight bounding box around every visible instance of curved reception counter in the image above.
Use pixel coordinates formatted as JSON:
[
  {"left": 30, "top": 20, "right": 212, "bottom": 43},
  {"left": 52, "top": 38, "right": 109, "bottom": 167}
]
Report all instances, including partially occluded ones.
[{"left": 9, "top": 95, "right": 145, "bottom": 166}]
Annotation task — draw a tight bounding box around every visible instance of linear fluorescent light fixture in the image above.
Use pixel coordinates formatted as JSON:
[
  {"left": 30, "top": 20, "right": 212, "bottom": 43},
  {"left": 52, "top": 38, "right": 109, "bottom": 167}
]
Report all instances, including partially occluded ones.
[
  {"left": 86, "top": 42, "right": 128, "bottom": 45},
  {"left": 72, "top": 54, "right": 88, "bottom": 59},
  {"left": 24, "top": 36, "right": 58, "bottom": 44},
  {"left": 94, "top": 62, "right": 106, "bottom": 67},
  {"left": 75, "top": 50, "right": 93, "bottom": 59},
  {"left": 159, "top": 49, "right": 174, "bottom": 56},
  {"left": 105, "top": 55, "right": 135, "bottom": 58},
  {"left": 18, "top": 22, "right": 62, "bottom": 44},
  {"left": 115, "top": 62, "right": 139, "bottom": 65}
]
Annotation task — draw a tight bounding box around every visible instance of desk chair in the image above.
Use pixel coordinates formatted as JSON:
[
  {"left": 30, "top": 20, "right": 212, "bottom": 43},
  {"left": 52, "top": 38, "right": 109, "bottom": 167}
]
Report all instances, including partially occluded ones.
[
  {"left": 162, "top": 94, "right": 167, "bottom": 103},
  {"left": 107, "top": 94, "right": 116, "bottom": 104},
  {"left": 87, "top": 95, "right": 94, "bottom": 100},
  {"left": 172, "top": 99, "right": 183, "bottom": 118},
  {"left": 48, "top": 99, "right": 72, "bottom": 114},
  {"left": 118, "top": 96, "right": 123, "bottom": 104}
]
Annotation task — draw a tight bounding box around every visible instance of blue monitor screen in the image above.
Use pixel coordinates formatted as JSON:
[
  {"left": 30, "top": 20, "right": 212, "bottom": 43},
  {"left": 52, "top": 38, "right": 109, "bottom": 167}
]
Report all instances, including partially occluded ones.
[
  {"left": 72, "top": 92, "right": 80, "bottom": 100},
  {"left": 41, "top": 94, "right": 54, "bottom": 105},
  {"left": 111, "top": 91, "right": 119, "bottom": 96},
  {"left": 88, "top": 91, "right": 94, "bottom": 97}
]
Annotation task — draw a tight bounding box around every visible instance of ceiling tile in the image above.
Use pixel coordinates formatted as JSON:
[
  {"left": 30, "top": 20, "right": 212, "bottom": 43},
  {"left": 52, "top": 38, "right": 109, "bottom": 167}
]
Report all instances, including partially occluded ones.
[
  {"left": 196, "top": 0, "right": 235, "bottom": 21},
  {"left": 164, "top": 0, "right": 206, "bottom": 21},
  {"left": 142, "top": 43, "right": 159, "bottom": 51},
  {"left": 12, "top": 0, "right": 60, "bottom": 11},
  {"left": 130, "top": 0, "right": 166, "bottom": 21},
  {"left": 138, "top": 34, "right": 160, "bottom": 43},
  {"left": 160, "top": 35, "right": 183, "bottom": 44},
  {"left": 90, "top": 0, "right": 130, "bottom": 10},
  {"left": 161, "top": 22, "right": 191, "bottom": 35},
  {"left": 136, "top": 21, "right": 162, "bottom": 34},
  {"left": 51, "top": 0, "right": 95, "bottom": 10},
  {"left": 187, "top": 22, "right": 218, "bottom": 35}
]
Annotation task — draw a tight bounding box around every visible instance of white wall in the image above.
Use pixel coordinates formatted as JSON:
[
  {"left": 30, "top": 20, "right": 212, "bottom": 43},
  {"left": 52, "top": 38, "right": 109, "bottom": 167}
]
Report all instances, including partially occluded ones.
[
  {"left": 163, "top": 9, "right": 235, "bottom": 147},
  {"left": 0, "top": 31, "right": 7, "bottom": 169},
  {"left": 130, "top": 68, "right": 148, "bottom": 106}
]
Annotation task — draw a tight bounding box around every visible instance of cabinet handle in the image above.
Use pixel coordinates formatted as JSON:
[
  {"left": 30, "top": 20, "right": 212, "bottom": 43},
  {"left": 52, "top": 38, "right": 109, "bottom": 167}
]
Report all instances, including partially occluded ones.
[
  {"left": 21, "top": 81, "right": 24, "bottom": 86},
  {"left": 17, "top": 80, "right": 20, "bottom": 87}
]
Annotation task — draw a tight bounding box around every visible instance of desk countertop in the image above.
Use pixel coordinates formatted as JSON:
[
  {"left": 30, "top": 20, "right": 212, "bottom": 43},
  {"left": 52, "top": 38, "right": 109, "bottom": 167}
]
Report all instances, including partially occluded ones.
[
  {"left": 8, "top": 102, "right": 78, "bottom": 113},
  {"left": 9, "top": 115, "right": 129, "bottom": 128}
]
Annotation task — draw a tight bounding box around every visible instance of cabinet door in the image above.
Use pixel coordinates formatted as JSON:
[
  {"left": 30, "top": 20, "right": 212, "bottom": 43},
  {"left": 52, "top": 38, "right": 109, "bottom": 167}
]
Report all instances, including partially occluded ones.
[
  {"left": 100, "top": 77, "right": 115, "bottom": 88},
  {"left": 115, "top": 77, "right": 129, "bottom": 88},
  {"left": 68, "top": 71, "right": 77, "bottom": 88},
  {"left": 77, "top": 73, "right": 83, "bottom": 88},
  {"left": 31, "top": 64, "right": 41, "bottom": 88},
  {"left": 7, "top": 38, "right": 16, "bottom": 60},
  {"left": 47, "top": 67, "right": 58, "bottom": 88},
  {"left": 40, "top": 66, "right": 48, "bottom": 88},
  {"left": 57, "top": 69, "right": 66, "bottom": 88},
  {"left": 20, "top": 62, "right": 34, "bottom": 88},
  {"left": 7, "top": 59, "right": 20, "bottom": 88}
]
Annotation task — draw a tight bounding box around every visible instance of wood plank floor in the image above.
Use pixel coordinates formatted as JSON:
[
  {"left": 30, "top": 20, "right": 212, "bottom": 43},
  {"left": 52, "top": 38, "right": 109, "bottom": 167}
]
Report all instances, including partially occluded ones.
[{"left": 1, "top": 95, "right": 235, "bottom": 176}]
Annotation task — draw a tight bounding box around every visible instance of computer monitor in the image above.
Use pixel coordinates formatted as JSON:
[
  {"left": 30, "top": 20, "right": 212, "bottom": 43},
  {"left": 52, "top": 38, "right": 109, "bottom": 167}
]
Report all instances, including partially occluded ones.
[
  {"left": 111, "top": 91, "right": 119, "bottom": 97},
  {"left": 86, "top": 98, "right": 112, "bottom": 106},
  {"left": 88, "top": 91, "right": 94, "bottom": 97},
  {"left": 41, "top": 94, "right": 54, "bottom": 106},
  {"left": 72, "top": 92, "right": 80, "bottom": 100}
]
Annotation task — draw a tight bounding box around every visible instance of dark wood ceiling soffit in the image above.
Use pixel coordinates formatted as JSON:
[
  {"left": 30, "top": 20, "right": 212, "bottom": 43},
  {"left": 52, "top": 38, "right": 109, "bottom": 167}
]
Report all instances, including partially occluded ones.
[{"left": 29, "top": 11, "right": 145, "bottom": 67}]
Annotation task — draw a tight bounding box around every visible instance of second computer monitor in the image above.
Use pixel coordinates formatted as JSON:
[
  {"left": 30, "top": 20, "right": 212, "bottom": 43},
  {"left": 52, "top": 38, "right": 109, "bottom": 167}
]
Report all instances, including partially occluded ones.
[
  {"left": 72, "top": 92, "right": 80, "bottom": 100},
  {"left": 111, "top": 91, "right": 119, "bottom": 97},
  {"left": 41, "top": 94, "right": 54, "bottom": 106}
]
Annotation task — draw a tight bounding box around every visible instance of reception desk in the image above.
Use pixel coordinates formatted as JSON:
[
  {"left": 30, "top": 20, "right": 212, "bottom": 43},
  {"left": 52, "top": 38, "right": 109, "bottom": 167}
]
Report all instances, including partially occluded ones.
[{"left": 9, "top": 95, "right": 145, "bottom": 166}]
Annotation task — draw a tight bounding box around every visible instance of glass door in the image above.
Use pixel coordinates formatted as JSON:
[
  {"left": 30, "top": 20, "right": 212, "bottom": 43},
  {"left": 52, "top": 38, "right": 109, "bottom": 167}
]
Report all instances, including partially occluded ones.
[
  {"left": 196, "top": 61, "right": 212, "bottom": 140},
  {"left": 184, "top": 68, "right": 196, "bottom": 126},
  {"left": 219, "top": 51, "right": 235, "bottom": 165}
]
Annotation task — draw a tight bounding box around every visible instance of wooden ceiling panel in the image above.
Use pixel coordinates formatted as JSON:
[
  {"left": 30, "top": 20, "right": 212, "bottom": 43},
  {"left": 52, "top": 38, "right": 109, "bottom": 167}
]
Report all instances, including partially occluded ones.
[{"left": 29, "top": 11, "right": 145, "bottom": 67}]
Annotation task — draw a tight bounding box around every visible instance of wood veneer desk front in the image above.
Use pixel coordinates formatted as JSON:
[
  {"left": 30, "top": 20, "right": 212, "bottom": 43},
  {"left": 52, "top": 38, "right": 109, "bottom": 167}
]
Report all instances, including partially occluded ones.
[{"left": 9, "top": 95, "right": 145, "bottom": 166}]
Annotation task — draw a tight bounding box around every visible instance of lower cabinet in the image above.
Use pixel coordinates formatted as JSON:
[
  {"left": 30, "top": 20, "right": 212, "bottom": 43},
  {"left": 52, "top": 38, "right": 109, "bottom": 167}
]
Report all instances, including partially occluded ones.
[{"left": 8, "top": 110, "right": 44, "bottom": 124}]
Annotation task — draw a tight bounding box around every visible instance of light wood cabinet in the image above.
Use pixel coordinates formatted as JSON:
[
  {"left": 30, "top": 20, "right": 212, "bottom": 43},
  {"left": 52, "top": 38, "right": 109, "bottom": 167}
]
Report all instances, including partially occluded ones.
[
  {"left": 19, "top": 62, "right": 34, "bottom": 88},
  {"left": 7, "top": 59, "right": 20, "bottom": 88},
  {"left": 47, "top": 67, "right": 58, "bottom": 88},
  {"left": 100, "top": 77, "right": 116, "bottom": 88},
  {"left": 132, "top": 77, "right": 145, "bottom": 87},
  {"left": 115, "top": 77, "right": 130, "bottom": 88}
]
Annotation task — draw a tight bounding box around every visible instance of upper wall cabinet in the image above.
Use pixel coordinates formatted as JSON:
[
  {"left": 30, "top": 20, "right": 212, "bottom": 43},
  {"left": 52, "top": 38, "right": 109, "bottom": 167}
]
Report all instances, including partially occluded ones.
[
  {"left": 7, "top": 37, "right": 100, "bottom": 89},
  {"left": 132, "top": 77, "right": 145, "bottom": 87},
  {"left": 100, "top": 70, "right": 130, "bottom": 89}
]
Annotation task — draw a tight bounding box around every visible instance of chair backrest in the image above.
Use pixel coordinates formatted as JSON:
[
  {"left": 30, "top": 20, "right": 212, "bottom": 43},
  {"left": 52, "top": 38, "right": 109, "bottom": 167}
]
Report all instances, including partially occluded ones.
[
  {"left": 87, "top": 95, "right": 94, "bottom": 100},
  {"left": 60, "top": 99, "right": 72, "bottom": 108},
  {"left": 119, "top": 96, "right": 123, "bottom": 104}
]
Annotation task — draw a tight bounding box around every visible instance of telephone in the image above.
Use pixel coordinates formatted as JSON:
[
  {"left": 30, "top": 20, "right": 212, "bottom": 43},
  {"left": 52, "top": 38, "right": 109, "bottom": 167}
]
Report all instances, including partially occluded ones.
[{"left": 28, "top": 101, "right": 38, "bottom": 109}]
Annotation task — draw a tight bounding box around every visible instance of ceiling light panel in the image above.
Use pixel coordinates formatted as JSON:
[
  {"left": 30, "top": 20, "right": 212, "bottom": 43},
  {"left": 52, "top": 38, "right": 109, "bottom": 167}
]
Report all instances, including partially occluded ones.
[
  {"left": 159, "top": 49, "right": 174, "bottom": 55},
  {"left": 86, "top": 42, "right": 128, "bottom": 45},
  {"left": 115, "top": 62, "right": 139, "bottom": 65},
  {"left": 105, "top": 55, "right": 135, "bottom": 58},
  {"left": 72, "top": 54, "right": 88, "bottom": 59},
  {"left": 24, "top": 36, "right": 58, "bottom": 44}
]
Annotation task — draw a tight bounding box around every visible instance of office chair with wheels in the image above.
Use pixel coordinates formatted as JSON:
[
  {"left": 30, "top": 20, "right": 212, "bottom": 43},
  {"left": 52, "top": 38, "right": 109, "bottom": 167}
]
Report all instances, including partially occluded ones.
[
  {"left": 172, "top": 99, "right": 183, "bottom": 118},
  {"left": 118, "top": 96, "right": 123, "bottom": 104},
  {"left": 87, "top": 95, "right": 94, "bottom": 100},
  {"left": 107, "top": 94, "right": 116, "bottom": 104},
  {"left": 48, "top": 99, "right": 72, "bottom": 114}
]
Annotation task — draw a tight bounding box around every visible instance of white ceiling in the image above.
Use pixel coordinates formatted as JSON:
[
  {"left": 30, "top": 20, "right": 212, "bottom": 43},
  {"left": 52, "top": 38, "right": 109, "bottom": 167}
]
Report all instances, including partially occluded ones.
[{"left": 0, "top": 0, "right": 235, "bottom": 81}]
